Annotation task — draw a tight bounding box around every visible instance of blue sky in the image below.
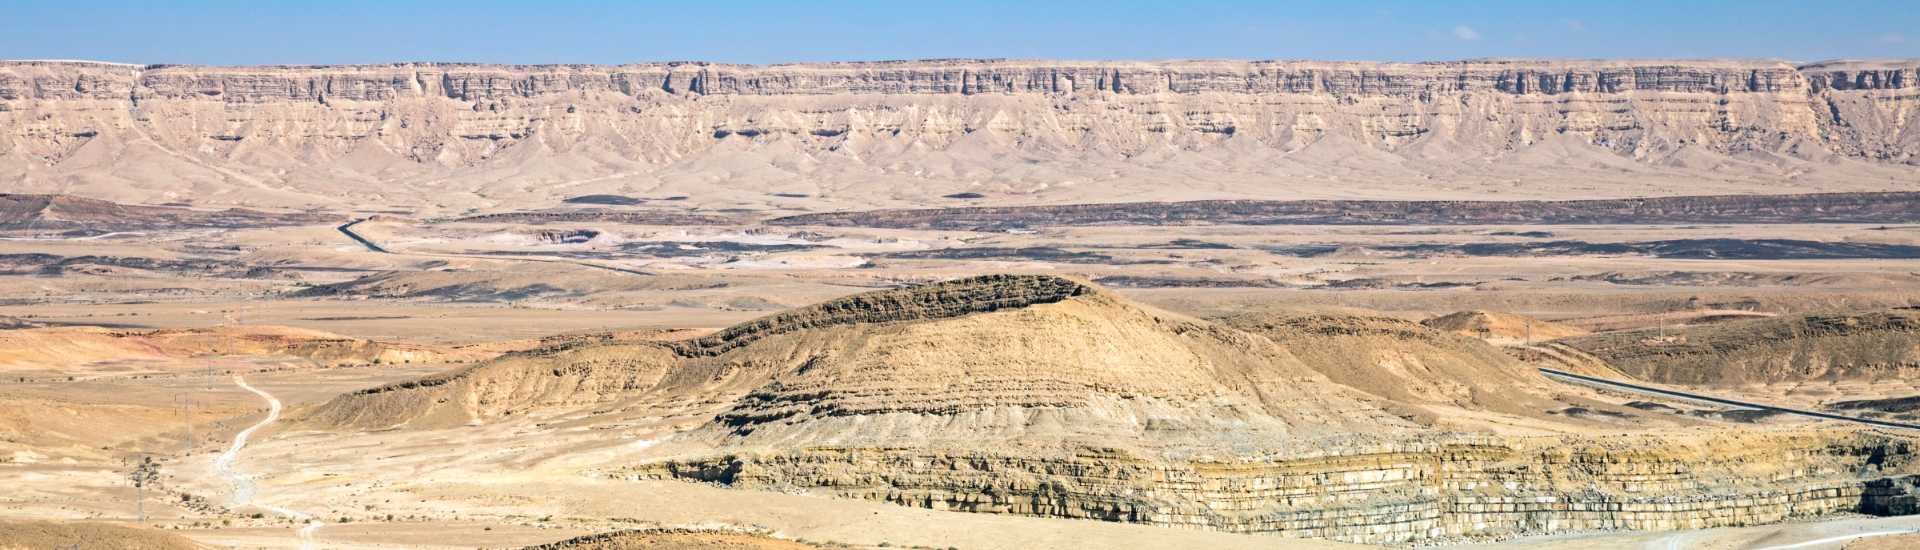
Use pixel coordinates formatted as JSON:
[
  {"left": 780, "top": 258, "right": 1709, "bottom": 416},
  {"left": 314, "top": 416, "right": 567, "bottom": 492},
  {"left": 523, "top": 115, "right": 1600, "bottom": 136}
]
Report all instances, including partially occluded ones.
[{"left": 3, "top": 1, "right": 1914, "bottom": 65}]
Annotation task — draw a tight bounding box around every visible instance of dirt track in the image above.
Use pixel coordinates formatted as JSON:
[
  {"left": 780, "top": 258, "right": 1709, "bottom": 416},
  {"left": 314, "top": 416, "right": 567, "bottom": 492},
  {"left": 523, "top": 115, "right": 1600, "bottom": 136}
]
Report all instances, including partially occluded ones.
[{"left": 216, "top": 375, "right": 325, "bottom": 549}]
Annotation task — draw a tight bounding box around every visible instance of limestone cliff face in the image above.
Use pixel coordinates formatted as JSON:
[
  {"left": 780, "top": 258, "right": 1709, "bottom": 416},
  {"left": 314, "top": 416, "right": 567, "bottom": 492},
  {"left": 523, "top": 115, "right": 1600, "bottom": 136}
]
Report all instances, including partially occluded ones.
[
  {"left": 622, "top": 431, "right": 1920, "bottom": 545},
  {"left": 1, "top": 59, "right": 1917, "bottom": 210}
]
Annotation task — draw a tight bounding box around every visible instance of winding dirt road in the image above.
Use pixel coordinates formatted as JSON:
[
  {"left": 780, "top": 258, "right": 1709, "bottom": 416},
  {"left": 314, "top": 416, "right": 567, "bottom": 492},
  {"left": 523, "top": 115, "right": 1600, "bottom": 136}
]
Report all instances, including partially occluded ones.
[{"left": 215, "top": 375, "right": 325, "bottom": 549}]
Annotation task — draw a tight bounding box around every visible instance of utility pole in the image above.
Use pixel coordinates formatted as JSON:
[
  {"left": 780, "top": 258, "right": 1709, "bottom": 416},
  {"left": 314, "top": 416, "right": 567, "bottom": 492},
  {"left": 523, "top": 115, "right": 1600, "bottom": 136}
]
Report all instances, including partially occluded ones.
[
  {"left": 174, "top": 393, "right": 197, "bottom": 455},
  {"left": 127, "top": 455, "right": 160, "bottom": 523}
]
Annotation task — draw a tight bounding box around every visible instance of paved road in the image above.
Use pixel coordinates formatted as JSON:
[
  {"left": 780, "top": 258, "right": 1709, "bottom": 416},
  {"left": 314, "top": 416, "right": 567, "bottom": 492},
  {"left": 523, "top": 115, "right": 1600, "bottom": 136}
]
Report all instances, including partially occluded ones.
[
  {"left": 215, "top": 375, "right": 325, "bottom": 550},
  {"left": 335, "top": 219, "right": 389, "bottom": 253},
  {"left": 1540, "top": 368, "right": 1920, "bottom": 431},
  {"left": 335, "top": 217, "right": 654, "bottom": 276}
]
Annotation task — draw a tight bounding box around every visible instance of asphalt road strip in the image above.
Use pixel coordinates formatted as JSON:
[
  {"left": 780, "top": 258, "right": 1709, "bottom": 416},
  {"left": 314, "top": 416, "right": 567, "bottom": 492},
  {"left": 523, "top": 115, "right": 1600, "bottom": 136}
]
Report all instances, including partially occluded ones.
[{"left": 1540, "top": 368, "right": 1920, "bottom": 432}]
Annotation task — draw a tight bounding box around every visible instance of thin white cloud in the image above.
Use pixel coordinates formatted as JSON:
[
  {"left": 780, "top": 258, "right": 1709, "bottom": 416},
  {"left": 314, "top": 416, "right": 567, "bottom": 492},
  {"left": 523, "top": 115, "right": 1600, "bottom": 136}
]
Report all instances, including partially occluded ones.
[
  {"left": 1561, "top": 19, "right": 1586, "bottom": 32},
  {"left": 1883, "top": 33, "right": 1907, "bottom": 44},
  {"left": 1452, "top": 25, "right": 1481, "bottom": 41}
]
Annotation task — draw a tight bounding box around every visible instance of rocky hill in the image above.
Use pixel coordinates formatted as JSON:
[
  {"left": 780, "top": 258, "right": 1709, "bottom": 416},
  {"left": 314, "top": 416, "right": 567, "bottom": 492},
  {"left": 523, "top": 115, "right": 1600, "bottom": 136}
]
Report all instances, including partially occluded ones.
[
  {"left": 300, "top": 275, "right": 1920, "bottom": 545},
  {"left": 306, "top": 274, "right": 1411, "bottom": 443},
  {"left": 1218, "top": 312, "right": 1593, "bottom": 426},
  {"left": 3, "top": 59, "right": 1917, "bottom": 211}
]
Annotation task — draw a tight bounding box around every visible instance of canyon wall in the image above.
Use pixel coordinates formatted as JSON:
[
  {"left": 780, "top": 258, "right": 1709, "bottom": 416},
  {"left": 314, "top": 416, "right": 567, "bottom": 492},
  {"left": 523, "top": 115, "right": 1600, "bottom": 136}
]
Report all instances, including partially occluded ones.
[{"left": 2, "top": 59, "right": 1916, "bottom": 210}]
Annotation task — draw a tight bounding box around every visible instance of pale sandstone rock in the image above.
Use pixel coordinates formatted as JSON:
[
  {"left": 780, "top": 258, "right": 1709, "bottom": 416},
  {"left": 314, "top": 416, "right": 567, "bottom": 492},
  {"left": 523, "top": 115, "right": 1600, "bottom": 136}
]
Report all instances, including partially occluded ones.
[{"left": 1, "top": 59, "right": 1917, "bottom": 210}]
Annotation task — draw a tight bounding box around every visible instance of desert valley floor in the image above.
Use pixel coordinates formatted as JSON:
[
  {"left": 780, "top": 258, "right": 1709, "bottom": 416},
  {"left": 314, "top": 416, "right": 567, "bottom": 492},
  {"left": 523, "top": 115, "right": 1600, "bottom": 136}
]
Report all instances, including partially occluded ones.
[{"left": 2, "top": 189, "right": 1920, "bottom": 550}]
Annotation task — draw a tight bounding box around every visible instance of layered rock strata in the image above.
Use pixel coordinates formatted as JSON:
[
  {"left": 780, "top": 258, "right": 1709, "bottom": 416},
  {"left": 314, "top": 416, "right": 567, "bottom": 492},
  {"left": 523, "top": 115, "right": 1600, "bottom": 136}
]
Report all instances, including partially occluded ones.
[
  {"left": 619, "top": 432, "right": 1920, "bottom": 545},
  {"left": 3, "top": 59, "right": 1918, "bottom": 209}
]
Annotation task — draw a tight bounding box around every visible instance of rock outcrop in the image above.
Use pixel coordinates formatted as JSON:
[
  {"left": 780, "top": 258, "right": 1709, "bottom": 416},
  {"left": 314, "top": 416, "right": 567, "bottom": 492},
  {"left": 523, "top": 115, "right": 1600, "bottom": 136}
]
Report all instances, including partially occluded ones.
[
  {"left": 620, "top": 431, "right": 1920, "bottom": 545},
  {"left": 306, "top": 274, "right": 1408, "bottom": 440},
  {"left": 519, "top": 528, "right": 819, "bottom": 550},
  {"left": 302, "top": 275, "right": 1920, "bottom": 545},
  {"left": 3, "top": 59, "right": 1917, "bottom": 210}
]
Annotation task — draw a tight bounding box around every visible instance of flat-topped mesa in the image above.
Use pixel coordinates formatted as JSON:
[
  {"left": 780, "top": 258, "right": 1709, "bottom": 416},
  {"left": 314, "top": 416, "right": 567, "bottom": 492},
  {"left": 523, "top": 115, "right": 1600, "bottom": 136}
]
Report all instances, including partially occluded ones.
[
  {"left": 1799, "top": 60, "right": 1918, "bottom": 91},
  {"left": 5, "top": 59, "right": 1920, "bottom": 209},
  {"left": 667, "top": 274, "right": 1097, "bottom": 357},
  {"left": 8, "top": 59, "right": 1915, "bottom": 101}
]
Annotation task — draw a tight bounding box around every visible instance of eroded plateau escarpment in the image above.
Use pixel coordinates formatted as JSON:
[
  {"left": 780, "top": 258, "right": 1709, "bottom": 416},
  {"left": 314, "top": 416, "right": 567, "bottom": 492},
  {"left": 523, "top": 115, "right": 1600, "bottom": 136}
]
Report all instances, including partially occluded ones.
[{"left": 3, "top": 59, "right": 1918, "bottom": 209}]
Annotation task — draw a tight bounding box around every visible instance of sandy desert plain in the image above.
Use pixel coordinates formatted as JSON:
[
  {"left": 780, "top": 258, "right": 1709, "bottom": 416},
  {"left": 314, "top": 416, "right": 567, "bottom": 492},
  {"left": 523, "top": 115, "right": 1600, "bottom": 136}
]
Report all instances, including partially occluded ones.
[{"left": 2, "top": 59, "right": 1920, "bottom": 550}]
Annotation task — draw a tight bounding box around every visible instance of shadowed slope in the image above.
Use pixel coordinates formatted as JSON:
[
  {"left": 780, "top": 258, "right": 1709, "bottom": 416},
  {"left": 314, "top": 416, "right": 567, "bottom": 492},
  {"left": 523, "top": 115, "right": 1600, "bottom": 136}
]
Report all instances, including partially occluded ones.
[{"left": 1218, "top": 312, "right": 1577, "bottom": 425}]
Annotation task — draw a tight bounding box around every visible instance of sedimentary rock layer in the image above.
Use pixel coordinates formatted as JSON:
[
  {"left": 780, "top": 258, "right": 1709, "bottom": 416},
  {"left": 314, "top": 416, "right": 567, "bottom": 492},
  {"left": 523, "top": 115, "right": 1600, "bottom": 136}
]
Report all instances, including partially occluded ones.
[
  {"left": 619, "top": 431, "right": 1920, "bottom": 545},
  {"left": 3, "top": 59, "right": 1917, "bottom": 209}
]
